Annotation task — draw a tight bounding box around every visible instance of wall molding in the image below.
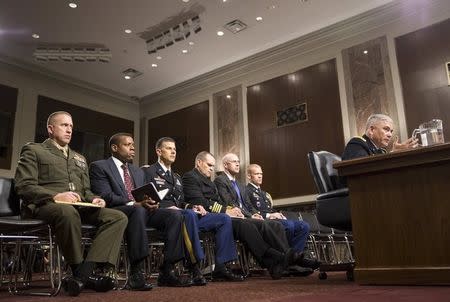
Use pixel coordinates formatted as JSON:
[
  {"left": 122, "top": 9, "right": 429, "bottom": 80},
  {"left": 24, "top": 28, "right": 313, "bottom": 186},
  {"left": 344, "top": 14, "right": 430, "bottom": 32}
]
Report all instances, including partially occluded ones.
[{"left": 141, "top": 0, "right": 444, "bottom": 105}]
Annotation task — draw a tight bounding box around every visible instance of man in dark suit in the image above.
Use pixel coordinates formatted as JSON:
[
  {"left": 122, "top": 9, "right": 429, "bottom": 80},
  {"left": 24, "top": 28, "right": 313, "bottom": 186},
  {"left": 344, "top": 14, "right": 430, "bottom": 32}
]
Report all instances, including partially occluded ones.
[
  {"left": 142, "top": 137, "right": 243, "bottom": 282},
  {"left": 245, "top": 163, "right": 319, "bottom": 272},
  {"left": 183, "top": 151, "right": 295, "bottom": 279},
  {"left": 89, "top": 133, "right": 191, "bottom": 288},
  {"left": 15, "top": 111, "right": 127, "bottom": 296}
]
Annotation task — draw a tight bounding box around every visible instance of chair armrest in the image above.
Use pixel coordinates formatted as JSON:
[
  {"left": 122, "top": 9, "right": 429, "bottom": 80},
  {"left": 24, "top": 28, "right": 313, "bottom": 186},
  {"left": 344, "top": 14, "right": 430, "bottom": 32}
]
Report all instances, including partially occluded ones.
[{"left": 317, "top": 188, "right": 348, "bottom": 200}]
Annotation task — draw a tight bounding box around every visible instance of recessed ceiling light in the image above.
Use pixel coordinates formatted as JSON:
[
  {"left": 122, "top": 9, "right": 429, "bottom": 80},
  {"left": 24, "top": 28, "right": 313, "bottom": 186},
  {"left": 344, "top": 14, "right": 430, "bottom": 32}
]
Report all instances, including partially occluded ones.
[
  {"left": 182, "top": 0, "right": 190, "bottom": 2},
  {"left": 188, "top": 41, "right": 195, "bottom": 46},
  {"left": 151, "top": 63, "right": 158, "bottom": 68},
  {"left": 217, "top": 31, "right": 224, "bottom": 36},
  {"left": 226, "top": 94, "right": 231, "bottom": 99},
  {"left": 124, "top": 75, "right": 131, "bottom": 80},
  {"left": 182, "top": 49, "right": 188, "bottom": 54},
  {"left": 156, "top": 56, "right": 162, "bottom": 60},
  {"left": 363, "top": 50, "right": 368, "bottom": 54},
  {"left": 124, "top": 29, "right": 132, "bottom": 34},
  {"left": 223, "top": 0, "right": 228, "bottom": 2},
  {"left": 256, "top": 16, "right": 263, "bottom": 21},
  {"left": 268, "top": 4, "right": 277, "bottom": 9},
  {"left": 32, "top": 33, "right": 40, "bottom": 39},
  {"left": 68, "top": 2, "right": 77, "bottom": 8}
]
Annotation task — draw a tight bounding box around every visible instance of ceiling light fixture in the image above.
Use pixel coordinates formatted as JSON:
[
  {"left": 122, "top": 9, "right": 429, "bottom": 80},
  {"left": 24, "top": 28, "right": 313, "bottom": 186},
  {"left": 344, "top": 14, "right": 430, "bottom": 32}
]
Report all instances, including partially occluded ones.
[
  {"left": 156, "top": 56, "right": 162, "bottom": 60},
  {"left": 151, "top": 63, "right": 158, "bottom": 68},
  {"left": 226, "top": 94, "right": 231, "bottom": 99},
  {"left": 33, "top": 46, "right": 112, "bottom": 63},
  {"left": 68, "top": 2, "right": 77, "bottom": 8},
  {"left": 217, "top": 31, "right": 224, "bottom": 36},
  {"left": 182, "top": 49, "right": 188, "bottom": 54},
  {"left": 363, "top": 50, "right": 368, "bottom": 54},
  {"left": 256, "top": 16, "right": 263, "bottom": 21},
  {"left": 32, "top": 33, "right": 40, "bottom": 39},
  {"left": 188, "top": 41, "right": 195, "bottom": 46},
  {"left": 124, "top": 29, "right": 132, "bottom": 34},
  {"left": 182, "top": 0, "right": 190, "bottom": 2},
  {"left": 146, "top": 15, "right": 201, "bottom": 54},
  {"left": 124, "top": 75, "right": 131, "bottom": 80}
]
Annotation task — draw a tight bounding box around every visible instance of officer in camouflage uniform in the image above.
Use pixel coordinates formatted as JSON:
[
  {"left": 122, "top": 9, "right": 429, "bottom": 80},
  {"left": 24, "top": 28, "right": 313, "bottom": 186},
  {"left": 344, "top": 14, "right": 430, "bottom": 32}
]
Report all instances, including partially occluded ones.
[{"left": 14, "top": 111, "right": 127, "bottom": 296}]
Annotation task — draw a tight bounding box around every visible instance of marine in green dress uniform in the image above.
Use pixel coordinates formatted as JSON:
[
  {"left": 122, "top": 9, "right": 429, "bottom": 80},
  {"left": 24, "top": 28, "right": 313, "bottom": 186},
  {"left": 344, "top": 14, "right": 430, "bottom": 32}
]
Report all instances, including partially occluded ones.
[{"left": 14, "top": 111, "right": 127, "bottom": 296}]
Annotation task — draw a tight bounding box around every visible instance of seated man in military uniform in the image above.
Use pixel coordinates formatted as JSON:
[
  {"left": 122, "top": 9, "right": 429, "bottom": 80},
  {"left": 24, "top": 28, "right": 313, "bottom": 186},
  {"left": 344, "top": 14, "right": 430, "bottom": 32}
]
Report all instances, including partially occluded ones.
[
  {"left": 342, "top": 113, "right": 417, "bottom": 160},
  {"left": 14, "top": 111, "right": 128, "bottom": 296},
  {"left": 142, "top": 137, "right": 243, "bottom": 282},
  {"left": 245, "top": 163, "right": 319, "bottom": 275}
]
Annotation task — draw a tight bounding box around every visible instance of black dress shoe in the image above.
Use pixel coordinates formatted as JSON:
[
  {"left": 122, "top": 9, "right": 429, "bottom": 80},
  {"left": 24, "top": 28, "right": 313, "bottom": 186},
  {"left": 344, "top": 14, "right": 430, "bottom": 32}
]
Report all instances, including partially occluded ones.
[
  {"left": 157, "top": 270, "right": 191, "bottom": 287},
  {"left": 128, "top": 271, "right": 153, "bottom": 291},
  {"left": 284, "top": 265, "right": 314, "bottom": 277},
  {"left": 62, "top": 276, "right": 84, "bottom": 297},
  {"left": 190, "top": 266, "right": 207, "bottom": 286},
  {"left": 84, "top": 275, "right": 115, "bottom": 292},
  {"left": 212, "top": 267, "right": 244, "bottom": 282},
  {"left": 299, "top": 256, "right": 321, "bottom": 270}
]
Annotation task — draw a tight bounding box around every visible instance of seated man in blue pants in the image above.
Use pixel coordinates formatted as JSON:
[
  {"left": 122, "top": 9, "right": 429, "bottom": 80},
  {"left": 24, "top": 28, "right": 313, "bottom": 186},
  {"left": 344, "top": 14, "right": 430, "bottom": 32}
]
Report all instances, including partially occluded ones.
[
  {"left": 142, "top": 137, "right": 243, "bottom": 282},
  {"left": 245, "top": 164, "right": 319, "bottom": 273}
]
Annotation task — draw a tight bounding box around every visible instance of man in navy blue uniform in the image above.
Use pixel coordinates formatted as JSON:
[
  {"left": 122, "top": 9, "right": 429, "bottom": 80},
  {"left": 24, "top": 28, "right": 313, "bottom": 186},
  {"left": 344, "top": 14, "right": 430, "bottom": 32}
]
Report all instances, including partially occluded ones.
[
  {"left": 342, "top": 114, "right": 417, "bottom": 160},
  {"left": 89, "top": 133, "right": 192, "bottom": 288},
  {"left": 142, "top": 137, "right": 243, "bottom": 282},
  {"left": 245, "top": 164, "right": 319, "bottom": 272}
]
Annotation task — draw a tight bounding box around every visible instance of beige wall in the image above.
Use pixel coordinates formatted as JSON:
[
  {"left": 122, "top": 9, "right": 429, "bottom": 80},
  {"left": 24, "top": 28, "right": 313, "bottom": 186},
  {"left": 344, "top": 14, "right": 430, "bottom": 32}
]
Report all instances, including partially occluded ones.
[{"left": 0, "top": 60, "right": 140, "bottom": 178}]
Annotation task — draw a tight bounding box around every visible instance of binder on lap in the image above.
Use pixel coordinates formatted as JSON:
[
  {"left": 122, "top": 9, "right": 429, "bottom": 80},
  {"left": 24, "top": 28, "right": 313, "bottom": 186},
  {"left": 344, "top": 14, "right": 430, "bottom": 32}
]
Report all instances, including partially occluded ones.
[{"left": 131, "top": 182, "right": 168, "bottom": 203}]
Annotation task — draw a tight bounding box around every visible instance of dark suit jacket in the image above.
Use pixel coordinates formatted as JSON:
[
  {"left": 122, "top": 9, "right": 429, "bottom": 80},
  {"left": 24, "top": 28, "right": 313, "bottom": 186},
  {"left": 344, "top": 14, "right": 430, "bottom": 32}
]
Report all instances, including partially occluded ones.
[
  {"left": 214, "top": 173, "right": 258, "bottom": 218},
  {"left": 89, "top": 157, "right": 145, "bottom": 208},
  {"left": 182, "top": 168, "right": 227, "bottom": 214},
  {"left": 142, "top": 162, "right": 189, "bottom": 209}
]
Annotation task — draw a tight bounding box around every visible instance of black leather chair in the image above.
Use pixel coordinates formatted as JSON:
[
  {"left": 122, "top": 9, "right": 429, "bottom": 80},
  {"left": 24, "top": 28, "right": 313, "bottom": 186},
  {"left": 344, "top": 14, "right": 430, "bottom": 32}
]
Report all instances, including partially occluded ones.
[
  {"left": 0, "top": 177, "right": 61, "bottom": 295},
  {"left": 307, "top": 151, "right": 351, "bottom": 231},
  {"left": 307, "top": 151, "right": 354, "bottom": 280}
]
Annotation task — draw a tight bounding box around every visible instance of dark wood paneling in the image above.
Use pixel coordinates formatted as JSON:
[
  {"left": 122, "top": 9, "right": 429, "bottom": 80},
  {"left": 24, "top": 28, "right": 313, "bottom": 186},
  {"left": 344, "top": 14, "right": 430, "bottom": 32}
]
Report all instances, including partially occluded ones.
[
  {"left": 36, "top": 95, "right": 134, "bottom": 163},
  {"left": 0, "top": 83, "right": 18, "bottom": 170},
  {"left": 396, "top": 18, "right": 450, "bottom": 139},
  {"left": 247, "top": 59, "right": 344, "bottom": 199},
  {"left": 147, "top": 101, "right": 209, "bottom": 175}
]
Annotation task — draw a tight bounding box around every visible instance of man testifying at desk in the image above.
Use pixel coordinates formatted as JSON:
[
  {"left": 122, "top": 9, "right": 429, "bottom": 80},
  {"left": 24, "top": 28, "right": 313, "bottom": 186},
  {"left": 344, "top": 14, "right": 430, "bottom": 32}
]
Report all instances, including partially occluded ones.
[
  {"left": 183, "top": 151, "right": 296, "bottom": 279},
  {"left": 89, "top": 133, "right": 191, "bottom": 288},
  {"left": 342, "top": 113, "right": 418, "bottom": 160},
  {"left": 14, "top": 111, "right": 128, "bottom": 296},
  {"left": 142, "top": 137, "right": 243, "bottom": 282}
]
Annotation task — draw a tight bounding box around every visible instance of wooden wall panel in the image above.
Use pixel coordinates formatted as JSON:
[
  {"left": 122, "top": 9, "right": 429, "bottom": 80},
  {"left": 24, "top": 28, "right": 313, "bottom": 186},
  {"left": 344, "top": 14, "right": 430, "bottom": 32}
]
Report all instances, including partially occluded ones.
[
  {"left": 147, "top": 101, "right": 209, "bottom": 175},
  {"left": 396, "top": 18, "right": 450, "bottom": 139},
  {"left": 36, "top": 95, "right": 134, "bottom": 163},
  {"left": 247, "top": 59, "right": 344, "bottom": 199},
  {"left": 0, "top": 83, "right": 18, "bottom": 170}
]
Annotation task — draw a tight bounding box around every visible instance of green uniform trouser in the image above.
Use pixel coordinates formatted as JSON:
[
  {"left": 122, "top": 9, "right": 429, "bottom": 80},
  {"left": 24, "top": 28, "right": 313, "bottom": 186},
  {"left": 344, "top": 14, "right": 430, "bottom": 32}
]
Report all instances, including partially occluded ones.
[{"left": 32, "top": 203, "right": 127, "bottom": 265}]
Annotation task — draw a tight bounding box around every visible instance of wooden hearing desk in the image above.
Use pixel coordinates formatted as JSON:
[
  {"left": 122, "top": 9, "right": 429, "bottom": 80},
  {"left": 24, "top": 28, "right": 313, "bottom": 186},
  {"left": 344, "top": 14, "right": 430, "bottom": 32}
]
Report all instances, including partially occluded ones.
[{"left": 334, "top": 143, "right": 450, "bottom": 285}]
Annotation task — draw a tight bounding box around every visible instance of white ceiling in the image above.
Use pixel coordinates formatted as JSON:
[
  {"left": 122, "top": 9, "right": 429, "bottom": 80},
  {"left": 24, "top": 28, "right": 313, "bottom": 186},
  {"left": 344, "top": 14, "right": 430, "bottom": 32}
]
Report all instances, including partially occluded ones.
[{"left": 0, "top": 0, "right": 393, "bottom": 99}]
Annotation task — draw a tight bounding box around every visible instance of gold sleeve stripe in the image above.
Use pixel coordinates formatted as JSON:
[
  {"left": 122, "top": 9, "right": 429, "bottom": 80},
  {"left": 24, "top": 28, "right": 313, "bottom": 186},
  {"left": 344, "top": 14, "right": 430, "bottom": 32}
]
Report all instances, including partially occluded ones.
[{"left": 211, "top": 202, "right": 222, "bottom": 213}]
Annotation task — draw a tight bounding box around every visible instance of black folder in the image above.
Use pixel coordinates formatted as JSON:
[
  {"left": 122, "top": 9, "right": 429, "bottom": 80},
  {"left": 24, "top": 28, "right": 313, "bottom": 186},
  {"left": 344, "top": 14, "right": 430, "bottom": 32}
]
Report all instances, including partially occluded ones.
[{"left": 131, "top": 182, "right": 167, "bottom": 203}]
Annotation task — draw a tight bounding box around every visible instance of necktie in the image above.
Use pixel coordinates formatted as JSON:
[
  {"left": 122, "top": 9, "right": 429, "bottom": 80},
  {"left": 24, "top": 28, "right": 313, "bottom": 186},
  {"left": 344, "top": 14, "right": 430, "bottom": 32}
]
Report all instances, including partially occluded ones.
[
  {"left": 231, "top": 180, "right": 243, "bottom": 208},
  {"left": 166, "top": 170, "right": 172, "bottom": 180},
  {"left": 121, "top": 164, "right": 134, "bottom": 201}
]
